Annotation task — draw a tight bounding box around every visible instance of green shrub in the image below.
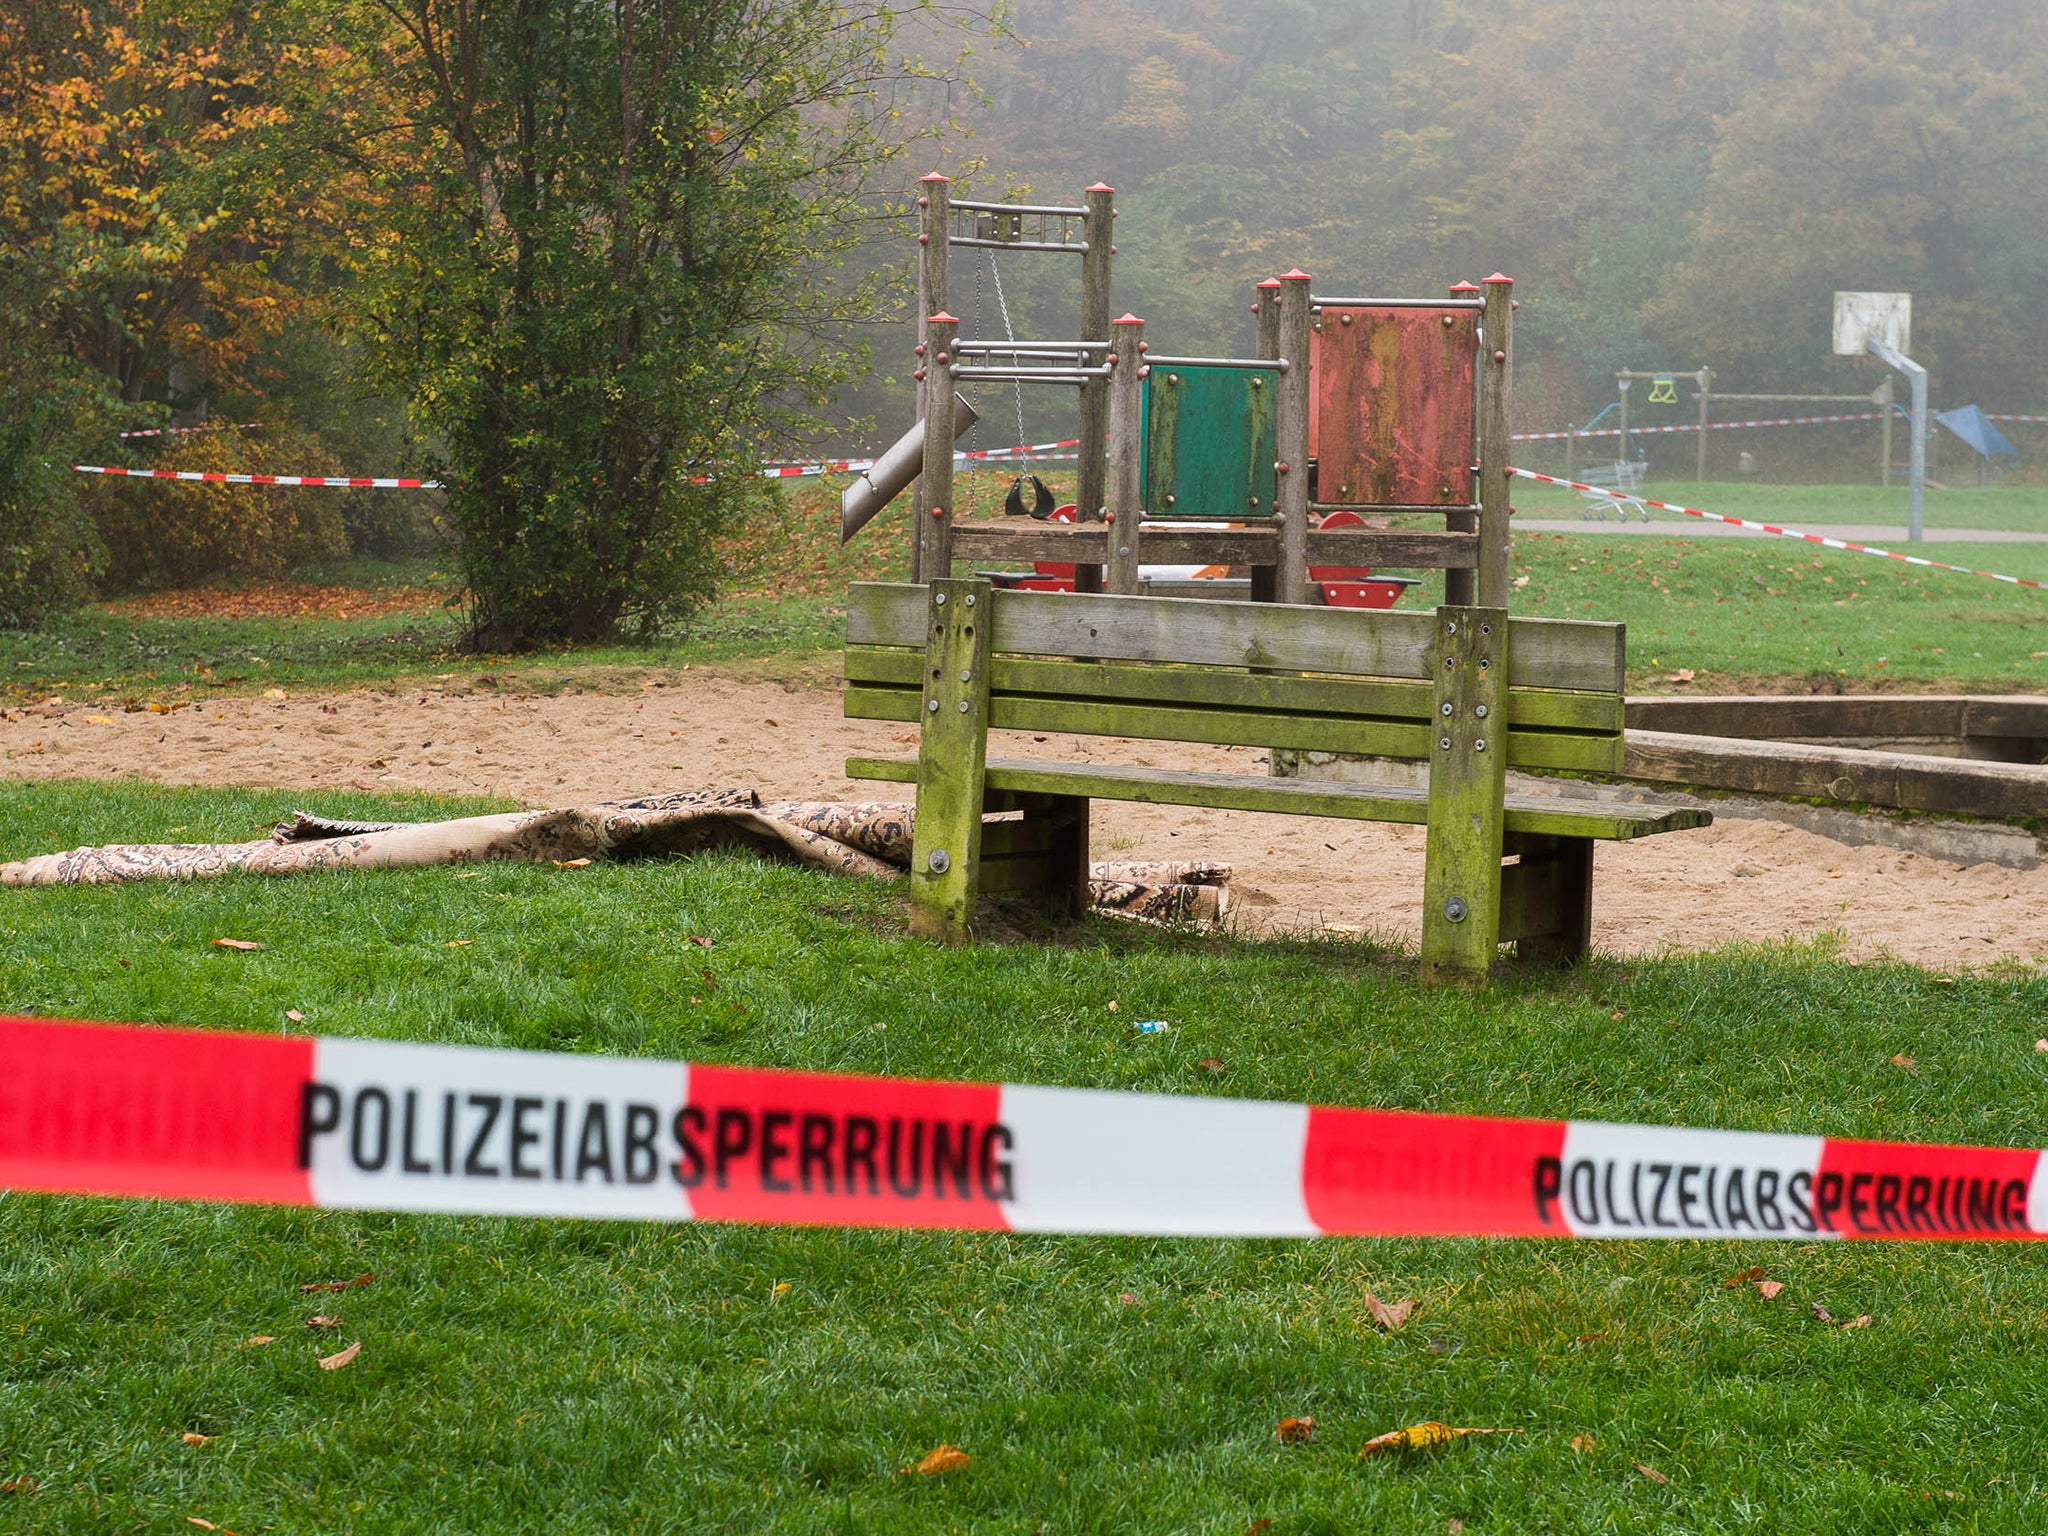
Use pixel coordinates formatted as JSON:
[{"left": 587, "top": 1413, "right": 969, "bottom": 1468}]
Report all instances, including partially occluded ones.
[
  {"left": 95, "top": 421, "right": 349, "bottom": 589},
  {"left": 0, "top": 329, "right": 109, "bottom": 628}
]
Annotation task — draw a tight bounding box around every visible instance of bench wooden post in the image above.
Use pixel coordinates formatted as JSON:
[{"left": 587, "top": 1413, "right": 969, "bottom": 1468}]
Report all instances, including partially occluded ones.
[
  {"left": 1420, "top": 604, "right": 1510, "bottom": 985},
  {"left": 908, "top": 577, "right": 992, "bottom": 943}
]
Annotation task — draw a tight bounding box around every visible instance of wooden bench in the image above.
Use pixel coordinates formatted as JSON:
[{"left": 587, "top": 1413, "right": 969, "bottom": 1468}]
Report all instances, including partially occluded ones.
[{"left": 843, "top": 577, "right": 1710, "bottom": 984}]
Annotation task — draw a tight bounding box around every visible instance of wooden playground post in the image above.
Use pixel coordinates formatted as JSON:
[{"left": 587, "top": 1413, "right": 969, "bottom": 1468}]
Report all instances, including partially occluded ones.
[
  {"left": 1477, "top": 274, "right": 1514, "bottom": 609},
  {"left": 1444, "top": 280, "right": 1483, "bottom": 605},
  {"left": 913, "top": 175, "right": 951, "bottom": 582},
  {"left": 1077, "top": 184, "right": 1116, "bottom": 521},
  {"left": 1251, "top": 278, "right": 1283, "bottom": 603},
  {"left": 1273, "top": 270, "right": 1314, "bottom": 605},
  {"left": 920, "top": 312, "right": 960, "bottom": 581},
  {"left": 1106, "top": 314, "right": 1144, "bottom": 594}
]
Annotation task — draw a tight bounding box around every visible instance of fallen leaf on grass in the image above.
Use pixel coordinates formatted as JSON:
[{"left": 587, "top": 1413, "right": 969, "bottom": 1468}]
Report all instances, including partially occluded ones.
[
  {"left": 1889, "top": 1053, "right": 1917, "bottom": 1072},
  {"left": 1197, "top": 1056, "right": 1227, "bottom": 1074},
  {"left": 1724, "top": 1267, "right": 1784, "bottom": 1299},
  {"left": 1275, "top": 1416, "right": 1316, "bottom": 1444},
  {"left": 1359, "top": 1422, "right": 1520, "bottom": 1458},
  {"left": 238, "top": 1335, "right": 277, "bottom": 1348},
  {"left": 1663, "top": 669, "right": 1695, "bottom": 684},
  {"left": 688, "top": 935, "right": 714, "bottom": 947},
  {"left": 552, "top": 857, "right": 592, "bottom": 869},
  {"left": 1117, "top": 1292, "right": 1140, "bottom": 1305},
  {"left": 284, "top": 1009, "right": 304, "bottom": 1023},
  {"left": 181, "top": 1433, "right": 211, "bottom": 1446},
  {"left": 771, "top": 1282, "right": 791, "bottom": 1300},
  {"left": 1570, "top": 1433, "right": 1595, "bottom": 1453},
  {"left": 2036, "top": 1039, "right": 2048, "bottom": 1053},
  {"left": 1448, "top": 1521, "right": 1465, "bottom": 1535},
  {"left": 1, "top": 1476, "right": 35, "bottom": 1493},
  {"left": 300, "top": 1272, "right": 375, "bottom": 1293},
  {"left": 306, "top": 1315, "right": 341, "bottom": 1329},
  {"left": 212, "top": 938, "right": 263, "bottom": 952},
  {"left": 1245, "top": 1521, "right": 1272, "bottom": 1535},
  {"left": 443, "top": 940, "right": 471, "bottom": 948},
  {"left": 1810, "top": 1303, "right": 1835, "bottom": 1324},
  {"left": 1842, "top": 1315, "right": 1872, "bottom": 1330},
  {"left": 1363, "top": 1291, "right": 1415, "bottom": 1332},
  {"left": 1634, "top": 1461, "right": 1669, "bottom": 1485},
  {"left": 317, "top": 1341, "right": 361, "bottom": 1371},
  {"left": 902, "top": 1444, "right": 970, "bottom": 1475},
  {"left": 454, "top": 870, "right": 483, "bottom": 879}
]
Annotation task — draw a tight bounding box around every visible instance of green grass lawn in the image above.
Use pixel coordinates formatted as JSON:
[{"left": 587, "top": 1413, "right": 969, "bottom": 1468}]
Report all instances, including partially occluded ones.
[
  {"left": 5, "top": 780, "right": 2048, "bottom": 1532},
  {"left": 6, "top": 473, "right": 2045, "bottom": 702},
  {"left": 1509, "top": 475, "right": 2048, "bottom": 533}
]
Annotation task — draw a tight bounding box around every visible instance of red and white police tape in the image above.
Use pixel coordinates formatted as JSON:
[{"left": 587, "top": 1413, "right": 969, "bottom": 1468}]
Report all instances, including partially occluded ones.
[
  {"left": 1511, "top": 412, "right": 1886, "bottom": 443},
  {"left": 75, "top": 465, "right": 442, "bottom": 490},
  {"left": 3, "top": 1016, "right": 2040, "bottom": 1241},
  {"left": 80, "top": 438, "right": 1085, "bottom": 490},
  {"left": 1508, "top": 466, "right": 2045, "bottom": 591},
  {"left": 117, "top": 422, "right": 263, "bottom": 440}
]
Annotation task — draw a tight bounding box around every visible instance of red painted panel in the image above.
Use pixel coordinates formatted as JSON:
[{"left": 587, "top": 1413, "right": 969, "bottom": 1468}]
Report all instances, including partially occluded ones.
[{"left": 1313, "top": 307, "right": 1477, "bottom": 507}]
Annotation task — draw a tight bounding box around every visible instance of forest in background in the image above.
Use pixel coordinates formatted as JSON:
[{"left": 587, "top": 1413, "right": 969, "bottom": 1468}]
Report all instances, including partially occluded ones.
[
  {"left": 894, "top": 0, "right": 2048, "bottom": 447},
  {"left": 3, "top": 0, "right": 2045, "bottom": 617}
]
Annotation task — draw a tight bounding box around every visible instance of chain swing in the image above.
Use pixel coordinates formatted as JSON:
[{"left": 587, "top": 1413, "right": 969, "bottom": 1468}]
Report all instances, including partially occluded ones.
[{"left": 979, "top": 249, "right": 1054, "bottom": 519}]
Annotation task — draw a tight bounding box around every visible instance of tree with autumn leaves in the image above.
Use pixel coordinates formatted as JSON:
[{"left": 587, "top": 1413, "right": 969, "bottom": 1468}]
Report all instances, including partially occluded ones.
[{"left": 1, "top": 0, "right": 987, "bottom": 641}]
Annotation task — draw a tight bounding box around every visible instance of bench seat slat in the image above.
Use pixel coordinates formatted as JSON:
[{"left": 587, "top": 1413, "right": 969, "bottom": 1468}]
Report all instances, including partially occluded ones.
[
  {"left": 847, "top": 583, "right": 1624, "bottom": 694},
  {"left": 845, "top": 755, "right": 1711, "bottom": 841}
]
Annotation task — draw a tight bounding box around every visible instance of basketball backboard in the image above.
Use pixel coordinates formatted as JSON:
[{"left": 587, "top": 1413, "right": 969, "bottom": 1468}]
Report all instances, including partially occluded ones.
[{"left": 1833, "top": 291, "right": 1911, "bottom": 357}]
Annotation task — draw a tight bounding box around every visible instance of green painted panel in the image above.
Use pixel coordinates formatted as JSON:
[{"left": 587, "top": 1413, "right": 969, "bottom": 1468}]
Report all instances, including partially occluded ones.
[{"left": 1141, "top": 365, "right": 1278, "bottom": 519}]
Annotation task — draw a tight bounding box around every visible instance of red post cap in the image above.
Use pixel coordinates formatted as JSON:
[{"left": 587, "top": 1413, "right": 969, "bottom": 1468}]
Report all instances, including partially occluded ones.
[
  {"left": 1448, "top": 280, "right": 1480, "bottom": 295},
  {"left": 1113, "top": 312, "right": 1145, "bottom": 326},
  {"left": 1280, "top": 268, "right": 1311, "bottom": 281},
  {"left": 1484, "top": 272, "right": 1513, "bottom": 285},
  {"left": 920, "top": 172, "right": 950, "bottom": 184},
  {"left": 1086, "top": 182, "right": 1115, "bottom": 195},
  {"left": 1256, "top": 278, "right": 1282, "bottom": 290},
  {"left": 926, "top": 311, "right": 958, "bottom": 325}
]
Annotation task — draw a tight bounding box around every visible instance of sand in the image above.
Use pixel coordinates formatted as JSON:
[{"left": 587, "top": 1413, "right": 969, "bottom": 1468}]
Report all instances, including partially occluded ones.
[{"left": 4, "top": 671, "right": 2044, "bottom": 971}]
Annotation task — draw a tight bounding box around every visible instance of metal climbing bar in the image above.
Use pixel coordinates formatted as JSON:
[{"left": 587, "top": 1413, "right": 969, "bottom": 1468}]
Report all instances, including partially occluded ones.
[
  {"left": 1311, "top": 295, "right": 1484, "bottom": 311},
  {"left": 1141, "top": 355, "right": 1289, "bottom": 373}
]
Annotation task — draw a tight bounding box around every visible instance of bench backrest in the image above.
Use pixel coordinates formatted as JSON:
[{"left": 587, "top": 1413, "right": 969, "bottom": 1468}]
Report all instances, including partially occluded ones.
[{"left": 844, "top": 582, "right": 1626, "bottom": 774}]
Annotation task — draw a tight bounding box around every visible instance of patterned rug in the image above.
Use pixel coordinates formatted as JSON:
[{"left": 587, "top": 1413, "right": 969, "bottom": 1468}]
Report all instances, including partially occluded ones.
[{"left": 0, "top": 789, "right": 1229, "bottom": 923}]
